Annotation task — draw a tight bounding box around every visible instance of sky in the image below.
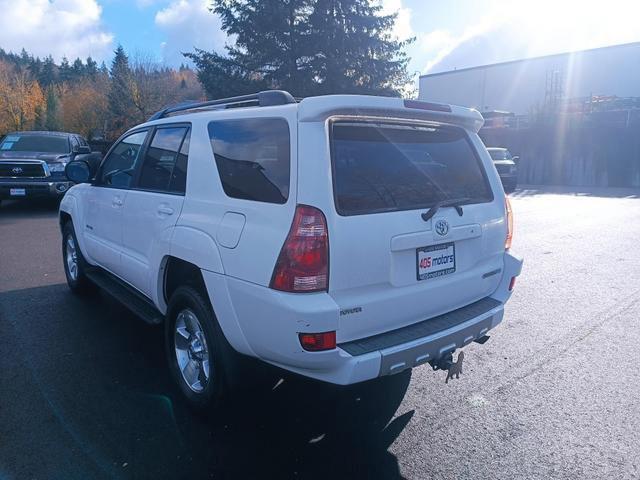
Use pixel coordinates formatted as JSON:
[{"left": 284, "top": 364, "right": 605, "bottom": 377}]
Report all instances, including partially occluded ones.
[{"left": 0, "top": 0, "right": 639, "bottom": 80}]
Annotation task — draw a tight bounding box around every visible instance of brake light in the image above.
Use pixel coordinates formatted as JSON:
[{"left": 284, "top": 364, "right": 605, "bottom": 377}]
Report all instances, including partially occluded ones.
[
  {"left": 270, "top": 205, "right": 329, "bottom": 292},
  {"left": 505, "top": 196, "right": 513, "bottom": 250},
  {"left": 299, "top": 331, "right": 336, "bottom": 351}
]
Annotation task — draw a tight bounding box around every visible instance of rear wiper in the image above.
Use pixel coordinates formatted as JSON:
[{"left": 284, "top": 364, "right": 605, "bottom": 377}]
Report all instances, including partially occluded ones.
[{"left": 421, "top": 197, "right": 469, "bottom": 222}]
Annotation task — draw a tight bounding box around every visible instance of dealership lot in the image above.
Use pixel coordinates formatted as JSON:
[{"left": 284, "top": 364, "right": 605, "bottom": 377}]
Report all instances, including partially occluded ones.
[{"left": 1, "top": 186, "right": 640, "bottom": 480}]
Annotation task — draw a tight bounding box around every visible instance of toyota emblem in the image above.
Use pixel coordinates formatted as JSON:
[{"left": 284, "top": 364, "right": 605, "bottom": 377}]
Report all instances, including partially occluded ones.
[
  {"left": 11, "top": 167, "right": 23, "bottom": 175},
  {"left": 434, "top": 219, "right": 449, "bottom": 236}
]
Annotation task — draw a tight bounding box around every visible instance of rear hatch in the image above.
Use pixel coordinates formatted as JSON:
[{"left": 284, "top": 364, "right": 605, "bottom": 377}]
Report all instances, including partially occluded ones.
[{"left": 321, "top": 119, "right": 507, "bottom": 342}]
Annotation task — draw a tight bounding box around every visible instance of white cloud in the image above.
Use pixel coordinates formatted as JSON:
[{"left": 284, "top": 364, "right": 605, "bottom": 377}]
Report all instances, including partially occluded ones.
[
  {"left": 0, "top": 0, "right": 113, "bottom": 62},
  {"left": 421, "top": 0, "right": 640, "bottom": 74},
  {"left": 155, "top": 0, "right": 227, "bottom": 65},
  {"left": 380, "top": 0, "right": 413, "bottom": 39}
]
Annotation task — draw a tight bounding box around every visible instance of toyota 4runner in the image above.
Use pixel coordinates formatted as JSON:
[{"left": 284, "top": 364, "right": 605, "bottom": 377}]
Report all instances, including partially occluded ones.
[{"left": 59, "top": 91, "right": 523, "bottom": 408}]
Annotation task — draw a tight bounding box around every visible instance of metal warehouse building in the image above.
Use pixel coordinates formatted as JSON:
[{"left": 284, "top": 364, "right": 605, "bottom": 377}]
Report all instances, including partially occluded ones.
[{"left": 419, "top": 42, "right": 640, "bottom": 114}]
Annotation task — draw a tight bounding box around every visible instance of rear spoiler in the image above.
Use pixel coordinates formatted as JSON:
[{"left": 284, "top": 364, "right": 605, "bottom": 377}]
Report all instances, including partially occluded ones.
[{"left": 297, "top": 95, "right": 484, "bottom": 132}]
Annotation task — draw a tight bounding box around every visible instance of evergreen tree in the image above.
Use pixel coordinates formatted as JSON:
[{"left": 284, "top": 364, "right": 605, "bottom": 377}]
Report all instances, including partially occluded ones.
[
  {"left": 44, "top": 86, "right": 61, "bottom": 131},
  {"left": 59, "top": 56, "right": 73, "bottom": 83},
  {"left": 33, "top": 103, "right": 46, "bottom": 130},
  {"left": 86, "top": 57, "right": 98, "bottom": 78},
  {"left": 39, "top": 56, "right": 57, "bottom": 87},
  {"left": 308, "top": 0, "right": 413, "bottom": 95},
  {"left": 71, "top": 58, "right": 85, "bottom": 81},
  {"left": 186, "top": 0, "right": 412, "bottom": 98},
  {"left": 108, "top": 46, "right": 136, "bottom": 133}
]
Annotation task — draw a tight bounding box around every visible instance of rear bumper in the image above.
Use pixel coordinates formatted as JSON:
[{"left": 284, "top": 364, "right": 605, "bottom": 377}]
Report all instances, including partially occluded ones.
[
  {"left": 210, "top": 251, "right": 523, "bottom": 385},
  {"left": 0, "top": 179, "right": 72, "bottom": 198}
]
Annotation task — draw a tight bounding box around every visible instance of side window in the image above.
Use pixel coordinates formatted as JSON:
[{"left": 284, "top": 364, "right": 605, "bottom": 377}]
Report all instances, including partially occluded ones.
[
  {"left": 169, "top": 130, "right": 190, "bottom": 194},
  {"left": 98, "top": 130, "right": 148, "bottom": 188},
  {"left": 70, "top": 136, "right": 79, "bottom": 151},
  {"left": 208, "top": 118, "right": 290, "bottom": 204},
  {"left": 138, "top": 127, "right": 189, "bottom": 193}
]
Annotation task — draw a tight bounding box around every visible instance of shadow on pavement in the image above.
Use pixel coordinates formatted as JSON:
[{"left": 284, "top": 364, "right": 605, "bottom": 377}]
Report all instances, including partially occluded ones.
[
  {"left": 0, "top": 284, "right": 412, "bottom": 479},
  {"left": 0, "top": 198, "right": 60, "bottom": 219},
  {"left": 510, "top": 184, "right": 640, "bottom": 199}
]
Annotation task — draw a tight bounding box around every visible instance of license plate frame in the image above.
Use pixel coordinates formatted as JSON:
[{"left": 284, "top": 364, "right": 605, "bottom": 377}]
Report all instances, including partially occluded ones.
[
  {"left": 10, "top": 188, "right": 26, "bottom": 196},
  {"left": 416, "top": 242, "right": 456, "bottom": 281}
]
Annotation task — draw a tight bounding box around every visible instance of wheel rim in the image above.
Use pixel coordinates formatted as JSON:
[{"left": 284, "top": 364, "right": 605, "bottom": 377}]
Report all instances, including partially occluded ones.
[
  {"left": 65, "top": 235, "right": 78, "bottom": 282},
  {"left": 174, "top": 308, "right": 211, "bottom": 393}
]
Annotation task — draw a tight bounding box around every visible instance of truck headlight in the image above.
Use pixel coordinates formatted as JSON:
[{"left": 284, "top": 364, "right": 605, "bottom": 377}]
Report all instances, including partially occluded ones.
[{"left": 49, "top": 162, "right": 67, "bottom": 173}]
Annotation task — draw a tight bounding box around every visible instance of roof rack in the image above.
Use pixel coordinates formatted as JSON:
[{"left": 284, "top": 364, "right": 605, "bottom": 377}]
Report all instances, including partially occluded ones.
[{"left": 148, "top": 90, "right": 296, "bottom": 121}]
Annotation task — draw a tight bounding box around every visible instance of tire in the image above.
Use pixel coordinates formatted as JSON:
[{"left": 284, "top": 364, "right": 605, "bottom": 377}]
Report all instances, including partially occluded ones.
[
  {"left": 165, "top": 286, "right": 234, "bottom": 410},
  {"left": 62, "top": 221, "right": 95, "bottom": 295}
]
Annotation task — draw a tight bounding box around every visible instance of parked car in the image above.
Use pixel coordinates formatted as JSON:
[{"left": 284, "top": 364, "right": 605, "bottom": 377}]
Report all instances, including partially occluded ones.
[
  {"left": 59, "top": 91, "right": 523, "bottom": 409},
  {"left": 487, "top": 147, "right": 518, "bottom": 193},
  {"left": 0, "top": 131, "right": 101, "bottom": 205}
]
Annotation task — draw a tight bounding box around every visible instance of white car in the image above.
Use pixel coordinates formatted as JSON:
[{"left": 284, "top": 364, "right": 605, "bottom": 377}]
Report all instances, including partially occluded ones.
[{"left": 60, "top": 91, "right": 523, "bottom": 408}]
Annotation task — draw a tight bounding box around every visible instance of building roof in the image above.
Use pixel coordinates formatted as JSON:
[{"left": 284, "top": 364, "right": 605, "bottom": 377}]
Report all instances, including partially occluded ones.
[{"left": 420, "top": 41, "right": 640, "bottom": 79}]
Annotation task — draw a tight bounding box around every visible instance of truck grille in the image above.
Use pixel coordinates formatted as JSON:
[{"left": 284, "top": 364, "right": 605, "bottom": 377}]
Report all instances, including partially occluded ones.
[
  {"left": 0, "top": 162, "right": 46, "bottom": 178},
  {"left": 495, "top": 164, "right": 512, "bottom": 175}
]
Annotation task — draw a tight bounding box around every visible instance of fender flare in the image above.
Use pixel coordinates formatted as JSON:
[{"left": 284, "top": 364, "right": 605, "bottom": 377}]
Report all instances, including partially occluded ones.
[
  {"left": 169, "top": 226, "right": 224, "bottom": 274},
  {"left": 161, "top": 227, "right": 253, "bottom": 355},
  {"left": 59, "top": 193, "right": 92, "bottom": 264}
]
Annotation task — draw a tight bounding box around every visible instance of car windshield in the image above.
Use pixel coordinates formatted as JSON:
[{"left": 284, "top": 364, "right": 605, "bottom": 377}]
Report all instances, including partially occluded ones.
[
  {"left": 0, "top": 134, "right": 69, "bottom": 154},
  {"left": 488, "top": 149, "right": 512, "bottom": 160}
]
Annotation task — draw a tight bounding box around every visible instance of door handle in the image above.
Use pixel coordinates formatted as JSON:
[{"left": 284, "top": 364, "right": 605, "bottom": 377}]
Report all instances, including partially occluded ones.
[
  {"left": 157, "top": 205, "right": 174, "bottom": 216},
  {"left": 112, "top": 197, "right": 123, "bottom": 207}
]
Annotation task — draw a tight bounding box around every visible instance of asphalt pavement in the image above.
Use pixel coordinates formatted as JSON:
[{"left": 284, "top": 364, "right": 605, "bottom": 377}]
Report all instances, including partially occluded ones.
[{"left": 1, "top": 186, "right": 640, "bottom": 480}]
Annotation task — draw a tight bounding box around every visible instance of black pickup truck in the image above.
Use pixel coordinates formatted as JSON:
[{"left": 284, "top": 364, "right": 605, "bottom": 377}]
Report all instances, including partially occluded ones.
[{"left": 0, "top": 131, "right": 102, "bottom": 204}]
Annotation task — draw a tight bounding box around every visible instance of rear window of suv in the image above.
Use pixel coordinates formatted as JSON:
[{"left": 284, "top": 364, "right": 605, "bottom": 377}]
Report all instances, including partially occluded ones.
[
  {"left": 209, "top": 118, "right": 290, "bottom": 204},
  {"left": 330, "top": 121, "right": 493, "bottom": 216}
]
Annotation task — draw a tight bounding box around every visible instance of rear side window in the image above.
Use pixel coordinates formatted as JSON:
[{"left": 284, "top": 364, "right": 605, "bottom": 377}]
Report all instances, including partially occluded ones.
[
  {"left": 208, "top": 118, "right": 290, "bottom": 204},
  {"left": 331, "top": 122, "right": 493, "bottom": 216},
  {"left": 138, "top": 126, "right": 190, "bottom": 194}
]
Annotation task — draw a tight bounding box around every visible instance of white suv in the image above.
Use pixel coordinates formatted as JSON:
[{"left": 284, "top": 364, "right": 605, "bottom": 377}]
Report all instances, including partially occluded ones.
[{"left": 60, "top": 91, "right": 523, "bottom": 408}]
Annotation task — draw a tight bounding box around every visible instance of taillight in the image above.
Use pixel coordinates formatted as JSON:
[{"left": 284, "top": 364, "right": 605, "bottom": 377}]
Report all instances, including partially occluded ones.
[
  {"left": 270, "top": 205, "right": 329, "bottom": 292},
  {"left": 505, "top": 196, "right": 513, "bottom": 250},
  {"left": 299, "top": 331, "right": 336, "bottom": 351}
]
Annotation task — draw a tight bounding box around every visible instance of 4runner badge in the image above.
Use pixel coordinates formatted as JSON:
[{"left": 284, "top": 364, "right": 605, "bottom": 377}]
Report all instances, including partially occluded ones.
[{"left": 434, "top": 219, "right": 449, "bottom": 236}]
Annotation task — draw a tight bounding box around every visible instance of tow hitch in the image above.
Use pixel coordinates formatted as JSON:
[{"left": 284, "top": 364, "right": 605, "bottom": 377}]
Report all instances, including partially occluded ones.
[
  {"left": 429, "top": 335, "right": 490, "bottom": 384},
  {"left": 430, "top": 351, "right": 464, "bottom": 383}
]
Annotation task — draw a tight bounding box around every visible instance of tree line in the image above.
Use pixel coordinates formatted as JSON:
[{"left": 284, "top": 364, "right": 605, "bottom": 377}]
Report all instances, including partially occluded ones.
[
  {"left": 0, "top": 47, "right": 204, "bottom": 140},
  {"left": 0, "top": 0, "right": 412, "bottom": 141}
]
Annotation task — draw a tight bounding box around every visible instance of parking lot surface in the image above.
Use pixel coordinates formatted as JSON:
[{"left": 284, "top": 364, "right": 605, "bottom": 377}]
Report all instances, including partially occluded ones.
[{"left": 1, "top": 186, "right": 640, "bottom": 480}]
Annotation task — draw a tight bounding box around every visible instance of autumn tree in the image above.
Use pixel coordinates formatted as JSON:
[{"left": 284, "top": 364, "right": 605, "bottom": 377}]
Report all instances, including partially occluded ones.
[
  {"left": 61, "top": 78, "right": 109, "bottom": 138},
  {"left": 0, "top": 60, "right": 45, "bottom": 131}
]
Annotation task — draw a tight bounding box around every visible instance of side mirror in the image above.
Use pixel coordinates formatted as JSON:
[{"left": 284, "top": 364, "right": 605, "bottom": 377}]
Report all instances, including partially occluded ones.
[
  {"left": 65, "top": 160, "right": 92, "bottom": 183},
  {"left": 512, "top": 155, "right": 520, "bottom": 164},
  {"left": 74, "top": 145, "right": 92, "bottom": 154}
]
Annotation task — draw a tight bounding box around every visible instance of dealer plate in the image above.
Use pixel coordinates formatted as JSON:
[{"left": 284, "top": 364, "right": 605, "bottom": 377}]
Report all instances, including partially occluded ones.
[
  {"left": 10, "top": 188, "right": 26, "bottom": 196},
  {"left": 417, "top": 242, "right": 456, "bottom": 281}
]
